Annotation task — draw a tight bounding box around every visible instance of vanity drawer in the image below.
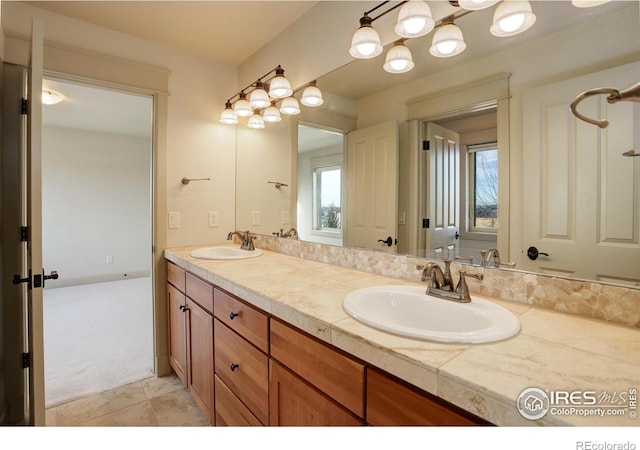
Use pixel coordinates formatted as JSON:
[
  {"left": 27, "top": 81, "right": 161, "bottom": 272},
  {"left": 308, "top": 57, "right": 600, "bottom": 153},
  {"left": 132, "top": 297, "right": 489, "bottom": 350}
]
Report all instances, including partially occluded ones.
[
  {"left": 185, "top": 272, "right": 214, "bottom": 315},
  {"left": 215, "top": 375, "right": 263, "bottom": 426},
  {"left": 214, "top": 319, "right": 269, "bottom": 424},
  {"left": 367, "top": 368, "right": 486, "bottom": 426},
  {"left": 270, "top": 319, "right": 365, "bottom": 418},
  {"left": 214, "top": 287, "right": 269, "bottom": 353},
  {"left": 166, "top": 261, "right": 185, "bottom": 293}
]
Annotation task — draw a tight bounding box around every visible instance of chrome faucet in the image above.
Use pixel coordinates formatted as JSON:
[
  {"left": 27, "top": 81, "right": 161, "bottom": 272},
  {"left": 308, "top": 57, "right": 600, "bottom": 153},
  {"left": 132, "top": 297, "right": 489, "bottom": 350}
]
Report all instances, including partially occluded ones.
[
  {"left": 283, "top": 227, "right": 298, "bottom": 239},
  {"left": 480, "top": 248, "right": 516, "bottom": 268},
  {"left": 418, "top": 260, "right": 483, "bottom": 303},
  {"left": 227, "top": 230, "right": 255, "bottom": 251},
  {"left": 481, "top": 248, "right": 501, "bottom": 268},
  {"left": 272, "top": 227, "right": 298, "bottom": 239}
]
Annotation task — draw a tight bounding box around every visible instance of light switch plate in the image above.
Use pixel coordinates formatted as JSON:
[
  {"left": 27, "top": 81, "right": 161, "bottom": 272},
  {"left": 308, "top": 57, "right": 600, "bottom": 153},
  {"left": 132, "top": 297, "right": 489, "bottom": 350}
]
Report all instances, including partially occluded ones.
[
  {"left": 208, "top": 211, "right": 219, "bottom": 227},
  {"left": 169, "top": 211, "right": 180, "bottom": 229},
  {"left": 251, "top": 211, "right": 260, "bottom": 226}
]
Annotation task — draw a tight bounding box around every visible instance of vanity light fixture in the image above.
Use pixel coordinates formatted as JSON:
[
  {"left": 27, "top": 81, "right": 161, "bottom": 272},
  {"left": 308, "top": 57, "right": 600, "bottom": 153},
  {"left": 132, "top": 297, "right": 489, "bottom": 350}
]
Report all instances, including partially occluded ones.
[
  {"left": 268, "top": 66, "right": 293, "bottom": 98},
  {"left": 430, "top": 17, "right": 466, "bottom": 58},
  {"left": 300, "top": 80, "right": 324, "bottom": 106},
  {"left": 233, "top": 91, "right": 253, "bottom": 118},
  {"left": 249, "top": 81, "right": 271, "bottom": 109},
  {"left": 262, "top": 103, "right": 282, "bottom": 123},
  {"left": 280, "top": 97, "right": 301, "bottom": 115},
  {"left": 395, "top": 0, "right": 435, "bottom": 38},
  {"left": 350, "top": 1, "right": 540, "bottom": 70},
  {"left": 490, "top": 1, "right": 537, "bottom": 37},
  {"left": 42, "top": 90, "right": 63, "bottom": 105},
  {"left": 247, "top": 113, "right": 265, "bottom": 129},
  {"left": 383, "top": 40, "right": 415, "bottom": 73},
  {"left": 220, "top": 100, "right": 238, "bottom": 124},
  {"left": 220, "top": 65, "right": 323, "bottom": 128}
]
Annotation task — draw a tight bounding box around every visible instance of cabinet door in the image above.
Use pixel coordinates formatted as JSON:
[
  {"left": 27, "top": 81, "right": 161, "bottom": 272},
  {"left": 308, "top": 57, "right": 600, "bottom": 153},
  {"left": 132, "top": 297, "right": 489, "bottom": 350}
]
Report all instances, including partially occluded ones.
[
  {"left": 167, "top": 283, "right": 187, "bottom": 385},
  {"left": 367, "top": 369, "right": 485, "bottom": 426},
  {"left": 269, "top": 360, "right": 363, "bottom": 426},
  {"left": 186, "top": 298, "right": 215, "bottom": 424}
]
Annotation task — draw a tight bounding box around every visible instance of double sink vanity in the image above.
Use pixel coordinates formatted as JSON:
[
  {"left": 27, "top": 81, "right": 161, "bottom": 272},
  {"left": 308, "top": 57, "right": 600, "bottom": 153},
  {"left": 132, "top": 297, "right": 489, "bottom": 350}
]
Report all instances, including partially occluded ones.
[{"left": 165, "top": 243, "right": 639, "bottom": 427}]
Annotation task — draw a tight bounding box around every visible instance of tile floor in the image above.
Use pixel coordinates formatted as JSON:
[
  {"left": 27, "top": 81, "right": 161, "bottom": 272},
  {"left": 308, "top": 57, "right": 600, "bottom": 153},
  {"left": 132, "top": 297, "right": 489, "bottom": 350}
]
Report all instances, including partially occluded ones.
[{"left": 45, "top": 374, "right": 210, "bottom": 426}]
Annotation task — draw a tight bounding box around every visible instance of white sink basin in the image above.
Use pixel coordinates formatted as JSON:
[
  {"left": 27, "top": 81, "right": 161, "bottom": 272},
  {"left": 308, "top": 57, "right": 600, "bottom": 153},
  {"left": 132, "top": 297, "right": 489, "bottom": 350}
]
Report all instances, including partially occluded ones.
[
  {"left": 343, "top": 285, "right": 520, "bottom": 344},
  {"left": 190, "top": 247, "right": 263, "bottom": 260}
]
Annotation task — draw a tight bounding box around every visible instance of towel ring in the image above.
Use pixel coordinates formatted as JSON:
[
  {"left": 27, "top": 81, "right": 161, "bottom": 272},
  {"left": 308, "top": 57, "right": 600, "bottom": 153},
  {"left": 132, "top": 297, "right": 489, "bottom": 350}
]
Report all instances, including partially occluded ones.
[
  {"left": 570, "top": 81, "right": 640, "bottom": 128},
  {"left": 569, "top": 88, "right": 618, "bottom": 129}
]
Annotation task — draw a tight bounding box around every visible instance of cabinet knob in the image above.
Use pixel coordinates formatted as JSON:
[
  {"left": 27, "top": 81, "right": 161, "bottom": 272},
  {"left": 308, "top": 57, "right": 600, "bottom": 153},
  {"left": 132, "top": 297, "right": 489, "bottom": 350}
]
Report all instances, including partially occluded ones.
[
  {"left": 230, "top": 363, "right": 239, "bottom": 372},
  {"left": 229, "top": 312, "right": 239, "bottom": 320}
]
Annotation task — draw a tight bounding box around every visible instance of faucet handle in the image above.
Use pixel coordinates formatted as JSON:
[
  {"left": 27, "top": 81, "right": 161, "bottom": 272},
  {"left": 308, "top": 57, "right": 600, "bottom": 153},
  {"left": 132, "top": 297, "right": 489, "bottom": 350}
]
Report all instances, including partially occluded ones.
[{"left": 455, "top": 271, "right": 484, "bottom": 302}]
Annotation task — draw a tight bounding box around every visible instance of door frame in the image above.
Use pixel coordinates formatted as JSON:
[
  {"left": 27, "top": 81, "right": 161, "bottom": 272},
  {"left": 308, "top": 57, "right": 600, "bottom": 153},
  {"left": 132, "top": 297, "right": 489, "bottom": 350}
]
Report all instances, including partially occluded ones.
[{"left": 4, "top": 33, "right": 170, "bottom": 423}]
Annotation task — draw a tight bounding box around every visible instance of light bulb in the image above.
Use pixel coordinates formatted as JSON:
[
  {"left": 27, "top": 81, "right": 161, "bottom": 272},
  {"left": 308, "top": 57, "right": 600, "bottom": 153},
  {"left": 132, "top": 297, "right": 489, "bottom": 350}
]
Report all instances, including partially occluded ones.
[
  {"left": 395, "top": 1, "right": 434, "bottom": 38},
  {"left": 263, "top": 105, "right": 282, "bottom": 123},
  {"left": 280, "top": 97, "right": 300, "bottom": 115},
  {"left": 383, "top": 43, "right": 415, "bottom": 74},
  {"left": 249, "top": 82, "right": 270, "bottom": 109},
  {"left": 490, "top": 1, "right": 536, "bottom": 37},
  {"left": 268, "top": 67, "right": 292, "bottom": 98},
  {"left": 233, "top": 92, "right": 253, "bottom": 118},
  {"left": 349, "top": 16, "right": 383, "bottom": 59},
  {"left": 42, "top": 90, "right": 63, "bottom": 105},
  {"left": 300, "top": 84, "right": 324, "bottom": 107},
  {"left": 220, "top": 101, "right": 238, "bottom": 124},
  {"left": 430, "top": 23, "right": 466, "bottom": 58},
  {"left": 247, "top": 114, "right": 265, "bottom": 129}
]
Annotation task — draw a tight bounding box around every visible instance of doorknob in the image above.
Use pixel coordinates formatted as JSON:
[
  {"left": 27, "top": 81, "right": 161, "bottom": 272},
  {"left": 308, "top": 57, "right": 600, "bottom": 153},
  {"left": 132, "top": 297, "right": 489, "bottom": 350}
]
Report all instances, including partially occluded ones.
[
  {"left": 455, "top": 231, "right": 462, "bottom": 240},
  {"left": 527, "top": 246, "right": 549, "bottom": 261},
  {"left": 377, "top": 236, "right": 395, "bottom": 247}
]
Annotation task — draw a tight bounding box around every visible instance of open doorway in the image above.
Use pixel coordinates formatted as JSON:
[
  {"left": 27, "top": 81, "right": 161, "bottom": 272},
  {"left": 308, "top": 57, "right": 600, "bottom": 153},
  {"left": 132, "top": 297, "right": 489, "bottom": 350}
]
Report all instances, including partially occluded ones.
[{"left": 41, "top": 78, "right": 154, "bottom": 407}]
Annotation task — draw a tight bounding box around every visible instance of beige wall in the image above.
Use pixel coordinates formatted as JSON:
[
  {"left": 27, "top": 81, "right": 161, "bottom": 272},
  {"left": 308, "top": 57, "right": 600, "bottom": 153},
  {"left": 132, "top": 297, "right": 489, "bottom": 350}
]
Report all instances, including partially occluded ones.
[{"left": 2, "top": 1, "right": 238, "bottom": 248}]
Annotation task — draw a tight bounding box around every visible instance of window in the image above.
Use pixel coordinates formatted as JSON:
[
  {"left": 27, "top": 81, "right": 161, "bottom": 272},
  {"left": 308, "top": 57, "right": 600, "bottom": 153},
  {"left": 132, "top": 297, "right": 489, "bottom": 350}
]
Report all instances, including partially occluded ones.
[
  {"left": 468, "top": 143, "right": 498, "bottom": 232},
  {"left": 312, "top": 165, "right": 341, "bottom": 234}
]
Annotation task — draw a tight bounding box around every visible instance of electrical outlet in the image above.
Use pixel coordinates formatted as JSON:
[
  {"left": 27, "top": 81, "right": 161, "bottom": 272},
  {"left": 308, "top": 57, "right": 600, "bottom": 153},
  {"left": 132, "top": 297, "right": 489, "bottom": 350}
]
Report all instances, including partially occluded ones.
[
  {"left": 169, "top": 212, "right": 180, "bottom": 229},
  {"left": 398, "top": 211, "right": 406, "bottom": 225},
  {"left": 281, "top": 210, "right": 289, "bottom": 225},
  {"left": 251, "top": 211, "right": 260, "bottom": 226},
  {"left": 106, "top": 255, "right": 113, "bottom": 264},
  {"left": 208, "top": 211, "right": 219, "bottom": 227}
]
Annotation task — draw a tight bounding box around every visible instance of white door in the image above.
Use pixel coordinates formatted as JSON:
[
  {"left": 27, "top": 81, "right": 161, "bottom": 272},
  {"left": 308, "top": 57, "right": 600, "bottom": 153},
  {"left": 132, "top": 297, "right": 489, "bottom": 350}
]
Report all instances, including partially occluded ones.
[
  {"left": 522, "top": 61, "right": 640, "bottom": 284},
  {"left": 25, "top": 19, "right": 47, "bottom": 425},
  {"left": 346, "top": 120, "right": 398, "bottom": 253},
  {"left": 423, "top": 122, "right": 461, "bottom": 260}
]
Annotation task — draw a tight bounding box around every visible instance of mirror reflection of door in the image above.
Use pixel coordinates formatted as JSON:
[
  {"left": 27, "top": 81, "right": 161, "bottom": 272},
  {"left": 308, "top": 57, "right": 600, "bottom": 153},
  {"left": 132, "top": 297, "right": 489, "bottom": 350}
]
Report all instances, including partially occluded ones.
[
  {"left": 421, "top": 108, "right": 499, "bottom": 262},
  {"left": 522, "top": 61, "right": 640, "bottom": 284},
  {"left": 297, "top": 124, "right": 345, "bottom": 246},
  {"left": 346, "top": 120, "right": 398, "bottom": 253}
]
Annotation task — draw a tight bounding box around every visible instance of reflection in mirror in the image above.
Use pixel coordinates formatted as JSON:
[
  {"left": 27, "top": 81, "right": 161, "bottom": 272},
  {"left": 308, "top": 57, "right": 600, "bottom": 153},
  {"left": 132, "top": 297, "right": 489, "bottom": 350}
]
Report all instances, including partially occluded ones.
[
  {"left": 297, "top": 124, "right": 345, "bottom": 246},
  {"left": 235, "top": 1, "right": 640, "bottom": 286}
]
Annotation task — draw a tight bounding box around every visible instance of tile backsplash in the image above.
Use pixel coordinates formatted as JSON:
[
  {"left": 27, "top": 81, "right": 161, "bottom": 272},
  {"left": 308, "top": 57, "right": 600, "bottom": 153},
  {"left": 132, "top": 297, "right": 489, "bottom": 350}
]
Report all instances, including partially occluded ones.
[{"left": 254, "top": 235, "right": 640, "bottom": 328}]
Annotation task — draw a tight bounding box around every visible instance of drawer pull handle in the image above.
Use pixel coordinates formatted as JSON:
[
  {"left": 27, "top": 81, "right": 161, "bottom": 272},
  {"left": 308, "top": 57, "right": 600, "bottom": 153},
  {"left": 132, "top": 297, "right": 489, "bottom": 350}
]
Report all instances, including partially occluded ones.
[
  {"left": 229, "top": 312, "right": 239, "bottom": 320},
  {"left": 230, "top": 363, "right": 239, "bottom": 372}
]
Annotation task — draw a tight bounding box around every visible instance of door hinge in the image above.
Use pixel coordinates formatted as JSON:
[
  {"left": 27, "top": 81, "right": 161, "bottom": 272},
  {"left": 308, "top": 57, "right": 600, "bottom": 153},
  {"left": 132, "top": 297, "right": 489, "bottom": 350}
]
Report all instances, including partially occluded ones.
[
  {"left": 22, "top": 352, "right": 30, "bottom": 369},
  {"left": 21, "top": 98, "right": 28, "bottom": 115},
  {"left": 20, "top": 226, "right": 29, "bottom": 242},
  {"left": 422, "top": 218, "right": 430, "bottom": 229},
  {"left": 423, "top": 140, "right": 430, "bottom": 151}
]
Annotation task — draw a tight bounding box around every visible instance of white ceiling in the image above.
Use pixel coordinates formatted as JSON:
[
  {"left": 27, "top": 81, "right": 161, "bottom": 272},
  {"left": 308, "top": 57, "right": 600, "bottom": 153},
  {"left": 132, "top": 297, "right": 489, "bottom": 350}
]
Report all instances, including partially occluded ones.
[{"left": 27, "top": 1, "right": 319, "bottom": 66}]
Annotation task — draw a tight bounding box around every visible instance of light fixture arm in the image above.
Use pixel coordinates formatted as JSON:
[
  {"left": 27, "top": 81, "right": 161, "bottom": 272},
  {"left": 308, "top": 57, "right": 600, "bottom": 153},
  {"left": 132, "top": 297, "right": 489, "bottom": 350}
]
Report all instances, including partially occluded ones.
[
  {"left": 226, "top": 64, "right": 285, "bottom": 104},
  {"left": 363, "top": 1, "right": 408, "bottom": 23}
]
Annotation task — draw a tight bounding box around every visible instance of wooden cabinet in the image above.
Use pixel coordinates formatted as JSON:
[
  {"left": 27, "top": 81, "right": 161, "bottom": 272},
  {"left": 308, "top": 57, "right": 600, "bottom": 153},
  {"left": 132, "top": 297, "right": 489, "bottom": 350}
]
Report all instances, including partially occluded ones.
[
  {"left": 167, "top": 282, "right": 187, "bottom": 385},
  {"left": 167, "top": 262, "right": 187, "bottom": 385},
  {"left": 166, "top": 259, "right": 492, "bottom": 427},
  {"left": 269, "top": 360, "right": 364, "bottom": 426},
  {"left": 270, "top": 319, "right": 365, "bottom": 418},
  {"left": 367, "top": 368, "right": 488, "bottom": 426},
  {"left": 166, "top": 261, "right": 215, "bottom": 424},
  {"left": 186, "top": 298, "right": 214, "bottom": 424},
  {"left": 214, "top": 319, "right": 269, "bottom": 424}
]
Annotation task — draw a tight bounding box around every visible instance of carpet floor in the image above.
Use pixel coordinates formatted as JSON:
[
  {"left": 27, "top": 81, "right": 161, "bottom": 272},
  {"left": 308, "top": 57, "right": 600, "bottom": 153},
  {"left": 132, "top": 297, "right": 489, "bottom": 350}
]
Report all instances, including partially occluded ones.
[{"left": 43, "top": 277, "right": 154, "bottom": 408}]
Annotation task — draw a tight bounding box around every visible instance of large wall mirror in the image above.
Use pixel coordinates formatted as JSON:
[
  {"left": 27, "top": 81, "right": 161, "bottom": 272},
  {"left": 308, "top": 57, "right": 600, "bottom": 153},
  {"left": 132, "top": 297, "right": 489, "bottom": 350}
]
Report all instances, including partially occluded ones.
[{"left": 236, "top": 1, "right": 640, "bottom": 287}]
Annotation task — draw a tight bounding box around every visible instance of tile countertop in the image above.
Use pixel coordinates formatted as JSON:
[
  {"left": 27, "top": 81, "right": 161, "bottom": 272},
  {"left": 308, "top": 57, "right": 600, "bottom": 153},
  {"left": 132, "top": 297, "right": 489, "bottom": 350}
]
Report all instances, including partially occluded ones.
[{"left": 165, "top": 246, "right": 640, "bottom": 427}]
